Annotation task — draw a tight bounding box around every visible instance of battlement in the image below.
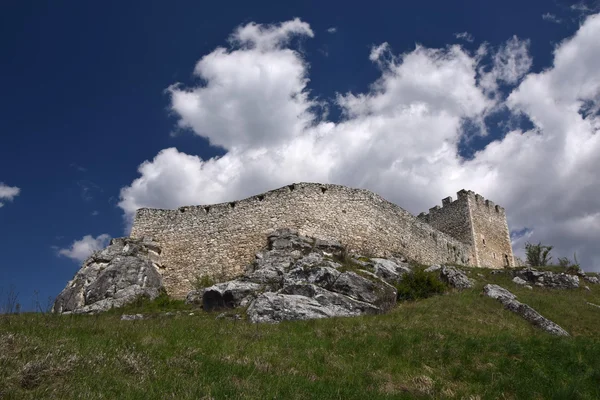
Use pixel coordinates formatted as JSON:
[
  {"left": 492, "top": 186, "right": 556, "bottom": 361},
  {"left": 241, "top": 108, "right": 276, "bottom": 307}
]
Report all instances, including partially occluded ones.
[
  {"left": 418, "top": 189, "right": 513, "bottom": 268},
  {"left": 416, "top": 190, "right": 505, "bottom": 222}
]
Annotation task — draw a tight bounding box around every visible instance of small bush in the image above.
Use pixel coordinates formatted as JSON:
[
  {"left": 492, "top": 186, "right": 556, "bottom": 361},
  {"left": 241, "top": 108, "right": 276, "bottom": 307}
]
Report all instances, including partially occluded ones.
[
  {"left": 395, "top": 270, "right": 447, "bottom": 301},
  {"left": 558, "top": 253, "right": 582, "bottom": 275},
  {"left": 193, "top": 275, "right": 215, "bottom": 290},
  {"left": 525, "top": 242, "right": 553, "bottom": 266}
]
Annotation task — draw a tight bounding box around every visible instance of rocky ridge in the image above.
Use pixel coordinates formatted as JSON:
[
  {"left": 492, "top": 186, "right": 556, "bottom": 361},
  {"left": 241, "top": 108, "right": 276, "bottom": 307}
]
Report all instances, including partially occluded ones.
[{"left": 53, "top": 237, "right": 165, "bottom": 314}]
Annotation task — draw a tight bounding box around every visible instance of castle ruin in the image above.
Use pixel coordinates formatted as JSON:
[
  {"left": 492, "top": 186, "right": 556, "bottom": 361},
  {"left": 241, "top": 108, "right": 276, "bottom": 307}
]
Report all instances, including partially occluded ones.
[{"left": 130, "top": 182, "right": 514, "bottom": 298}]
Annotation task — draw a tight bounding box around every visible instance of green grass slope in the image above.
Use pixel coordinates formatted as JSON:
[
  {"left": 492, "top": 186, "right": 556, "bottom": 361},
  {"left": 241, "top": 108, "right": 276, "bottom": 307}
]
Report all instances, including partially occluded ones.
[{"left": 1, "top": 269, "right": 600, "bottom": 399}]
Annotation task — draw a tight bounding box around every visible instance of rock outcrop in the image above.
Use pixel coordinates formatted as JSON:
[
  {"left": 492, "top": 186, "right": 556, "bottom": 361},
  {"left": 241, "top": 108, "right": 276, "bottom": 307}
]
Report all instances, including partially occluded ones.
[
  {"left": 189, "top": 229, "right": 401, "bottom": 323},
  {"left": 53, "top": 237, "right": 164, "bottom": 314},
  {"left": 483, "top": 284, "right": 569, "bottom": 336},
  {"left": 424, "top": 265, "right": 473, "bottom": 290},
  {"left": 513, "top": 267, "right": 579, "bottom": 289}
]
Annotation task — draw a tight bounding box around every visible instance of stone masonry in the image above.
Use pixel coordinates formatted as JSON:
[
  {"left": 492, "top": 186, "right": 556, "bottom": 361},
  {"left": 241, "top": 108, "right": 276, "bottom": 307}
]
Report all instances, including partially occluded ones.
[
  {"left": 418, "top": 189, "right": 514, "bottom": 269},
  {"left": 131, "top": 182, "right": 513, "bottom": 298}
]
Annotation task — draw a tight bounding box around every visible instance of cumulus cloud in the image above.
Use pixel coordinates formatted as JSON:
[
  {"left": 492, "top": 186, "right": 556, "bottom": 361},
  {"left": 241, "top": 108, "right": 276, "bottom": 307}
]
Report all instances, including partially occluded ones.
[
  {"left": 454, "top": 32, "right": 474, "bottom": 43},
  {"left": 327, "top": 27, "right": 337, "bottom": 34},
  {"left": 120, "top": 15, "right": 600, "bottom": 271},
  {"left": 58, "top": 234, "right": 111, "bottom": 263},
  {"left": 0, "top": 183, "right": 20, "bottom": 208}
]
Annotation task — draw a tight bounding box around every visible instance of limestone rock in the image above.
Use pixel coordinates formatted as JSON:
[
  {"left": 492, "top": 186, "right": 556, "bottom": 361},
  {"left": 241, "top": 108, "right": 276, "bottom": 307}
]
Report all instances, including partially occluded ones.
[
  {"left": 439, "top": 266, "right": 474, "bottom": 290},
  {"left": 512, "top": 277, "right": 528, "bottom": 286},
  {"left": 365, "top": 258, "right": 412, "bottom": 284},
  {"left": 53, "top": 237, "right": 164, "bottom": 314},
  {"left": 202, "top": 281, "right": 262, "bottom": 311},
  {"left": 514, "top": 267, "right": 579, "bottom": 289},
  {"left": 121, "top": 314, "right": 144, "bottom": 321},
  {"left": 191, "top": 228, "right": 399, "bottom": 323},
  {"left": 483, "top": 284, "right": 569, "bottom": 336},
  {"left": 584, "top": 275, "right": 599, "bottom": 284},
  {"left": 424, "top": 265, "right": 441, "bottom": 273}
]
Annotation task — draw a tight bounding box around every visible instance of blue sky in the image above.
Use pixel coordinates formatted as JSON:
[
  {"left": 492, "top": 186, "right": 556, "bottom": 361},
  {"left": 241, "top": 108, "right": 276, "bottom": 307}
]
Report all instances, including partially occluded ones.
[{"left": 1, "top": 0, "right": 599, "bottom": 310}]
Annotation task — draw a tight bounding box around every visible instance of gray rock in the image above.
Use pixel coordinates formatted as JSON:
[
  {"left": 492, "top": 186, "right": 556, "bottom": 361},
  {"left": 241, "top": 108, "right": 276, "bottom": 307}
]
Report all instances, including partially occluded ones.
[
  {"left": 285, "top": 265, "right": 341, "bottom": 288},
  {"left": 268, "top": 228, "right": 314, "bottom": 254},
  {"left": 247, "top": 293, "right": 336, "bottom": 323},
  {"left": 53, "top": 237, "right": 164, "bottom": 314},
  {"left": 483, "top": 284, "right": 569, "bottom": 336},
  {"left": 584, "top": 285, "right": 591, "bottom": 291},
  {"left": 483, "top": 284, "right": 517, "bottom": 301},
  {"left": 366, "top": 258, "right": 412, "bottom": 284},
  {"left": 514, "top": 267, "right": 579, "bottom": 289},
  {"left": 121, "top": 314, "right": 144, "bottom": 321},
  {"left": 439, "top": 266, "right": 474, "bottom": 290},
  {"left": 202, "top": 281, "right": 262, "bottom": 311},
  {"left": 525, "top": 285, "right": 533, "bottom": 290},
  {"left": 280, "top": 284, "right": 380, "bottom": 315},
  {"left": 188, "top": 229, "right": 401, "bottom": 323},
  {"left": 512, "top": 276, "right": 528, "bottom": 286},
  {"left": 329, "top": 271, "right": 397, "bottom": 310},
  {"left": 584, "top": 275, "right": 599, "bottom": 284},
  {"left": 424, "top": 265, "right": 441, "bottom": 273},
  {"left": 185, "top": 289, "right": 203, "bottom": 306}
]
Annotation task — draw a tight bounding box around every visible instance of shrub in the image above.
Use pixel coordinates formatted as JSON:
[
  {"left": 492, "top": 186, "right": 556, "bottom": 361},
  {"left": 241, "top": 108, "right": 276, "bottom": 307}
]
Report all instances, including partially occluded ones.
[
  {"left": 525, "top": 242, "right": 553, "bottom": 266},
  {"left": 395, "top": 270, "right": 447, "bottom": 301},
  {"left": 193, "top": 275, "right": 215, "bottom": 290},
  {"left": 559, "top": 253, "right": 582, "bottom": 275}
]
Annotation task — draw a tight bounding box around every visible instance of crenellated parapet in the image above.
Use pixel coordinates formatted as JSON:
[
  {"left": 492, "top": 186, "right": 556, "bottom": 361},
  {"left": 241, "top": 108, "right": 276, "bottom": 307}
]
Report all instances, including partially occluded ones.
[{"left": 419, "top": 189, "right": 513, "bottom": 269}]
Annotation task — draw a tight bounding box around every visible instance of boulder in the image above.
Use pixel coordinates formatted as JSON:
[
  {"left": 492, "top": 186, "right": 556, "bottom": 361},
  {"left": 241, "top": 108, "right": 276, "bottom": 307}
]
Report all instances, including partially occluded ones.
[
  {"left": 247, "top": 293, "right": 338, "bottom": 323},
  {"left": 439, "top": 266, "right": 474, "bottom": 290},
  {"left": 514, "top": 267, "right": 580, "bottom": 289},
  {"left": 365, "top": 258, "right": 412, "bottom": 284},
  {"left": 201, "top": 281, "right": 262, "bottom": 311},
  {"left": 584, "top": 275, "right": 599, "bottom": 284},
  {"left": 512, "top": 277, "right": 528, "bottom": 286},
  {"left": 424, "top": 265, "right": 441, "bottom": 273},
  {"left": 483, "top": 284, "right": 569, "bottom": 336},
  {"left": 53, "top": 237, "right": 164, "bottom": 314}
]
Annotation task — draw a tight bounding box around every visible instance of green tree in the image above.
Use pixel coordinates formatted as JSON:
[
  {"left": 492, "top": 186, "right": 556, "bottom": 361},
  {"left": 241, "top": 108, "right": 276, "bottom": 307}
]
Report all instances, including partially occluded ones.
[{"left": 525, "top": 242, "right": 553, "bottom": 266}]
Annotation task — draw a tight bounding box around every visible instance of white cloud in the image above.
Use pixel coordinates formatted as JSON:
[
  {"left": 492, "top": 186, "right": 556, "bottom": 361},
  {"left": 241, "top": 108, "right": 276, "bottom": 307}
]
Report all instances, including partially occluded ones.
[
  {"left": 58, "top": 234, "right": 111, "bottom": 263},
  {"left": 120, "top": 15, "right": 600, "bottom": 271},
  {"left": 542, "top": 13, "right": 562, "bottom": 24},
  {"left": 327, "top": 27, "right": 337, "bottom": 34},
  {"left": 478, "top": 36, "right": 533, "bottom": 96},
  {"left": 454, "top": 32, "right": 474, "bottom": 43},
  {"left": 0, "top": 183, "right": 20, "bottom": 208}
]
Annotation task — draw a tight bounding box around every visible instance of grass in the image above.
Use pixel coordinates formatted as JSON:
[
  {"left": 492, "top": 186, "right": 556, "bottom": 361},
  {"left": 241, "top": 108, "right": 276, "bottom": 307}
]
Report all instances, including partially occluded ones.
[{"left": 1, "top": 268, "right": 600, "bottom": 399}]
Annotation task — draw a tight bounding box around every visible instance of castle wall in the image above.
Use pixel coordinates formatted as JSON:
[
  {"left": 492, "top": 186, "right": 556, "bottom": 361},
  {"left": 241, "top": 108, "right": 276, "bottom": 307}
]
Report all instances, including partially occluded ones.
[
  {"left": 417, "top": 194, "right": 474, "bottom": 249},
  {"left": 131, "top": 183, "right": 472, "bottom": 298},
  {"left": 468, "top": 192, "right": 514, "bottom": 268}
]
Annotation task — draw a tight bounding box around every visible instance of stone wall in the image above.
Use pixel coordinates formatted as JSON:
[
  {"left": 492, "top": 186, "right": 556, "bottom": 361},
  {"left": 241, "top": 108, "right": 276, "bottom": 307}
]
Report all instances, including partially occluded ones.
[
  {"left": 131, "top": 182, "right": 472, "bottom": 298},
  {"left": 467, "top": 191, "right": 515, "bottom": 268},
  {"left": 418, "top": 189, "right": 514, "bottom": 269}
]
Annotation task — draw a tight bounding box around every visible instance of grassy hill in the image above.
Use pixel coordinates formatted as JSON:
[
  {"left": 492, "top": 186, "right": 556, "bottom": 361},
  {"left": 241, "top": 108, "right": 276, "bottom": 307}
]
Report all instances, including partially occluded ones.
[{"left": 1, "top": 268, "right": 600, "bottom": 399}]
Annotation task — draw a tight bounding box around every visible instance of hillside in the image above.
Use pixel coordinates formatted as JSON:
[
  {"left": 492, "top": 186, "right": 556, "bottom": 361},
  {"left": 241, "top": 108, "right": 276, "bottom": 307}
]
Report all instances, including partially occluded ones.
[{"left": 2, "top": 267, "right": 600, "bottom": 399}]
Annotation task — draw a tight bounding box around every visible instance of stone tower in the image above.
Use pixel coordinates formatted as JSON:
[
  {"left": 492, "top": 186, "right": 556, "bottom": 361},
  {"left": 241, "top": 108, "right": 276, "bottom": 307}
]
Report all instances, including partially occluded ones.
[{"left": 418, "top": 190, "right": 514, "bottom": 268}]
